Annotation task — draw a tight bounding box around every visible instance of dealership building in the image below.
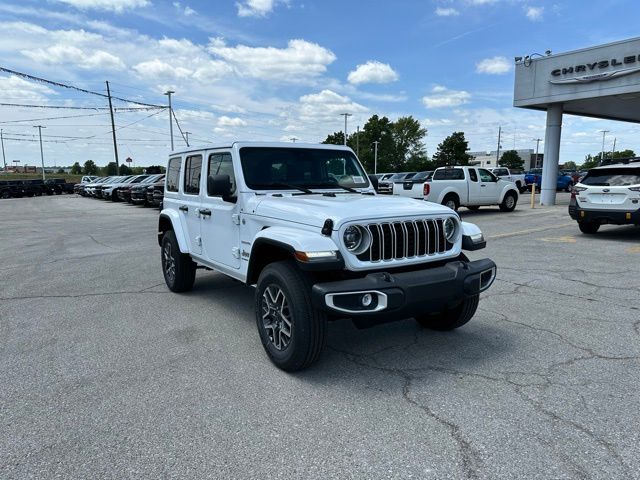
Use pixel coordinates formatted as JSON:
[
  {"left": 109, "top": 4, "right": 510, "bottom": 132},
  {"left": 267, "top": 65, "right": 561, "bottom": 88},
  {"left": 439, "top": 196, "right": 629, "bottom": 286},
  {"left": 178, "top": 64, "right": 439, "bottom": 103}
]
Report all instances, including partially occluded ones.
[
  {"left": 514, "top": 36, "right": 640, "bottom": 204},
  {"left": 469, "top": 149, "right": 542, "bottom": 170}
]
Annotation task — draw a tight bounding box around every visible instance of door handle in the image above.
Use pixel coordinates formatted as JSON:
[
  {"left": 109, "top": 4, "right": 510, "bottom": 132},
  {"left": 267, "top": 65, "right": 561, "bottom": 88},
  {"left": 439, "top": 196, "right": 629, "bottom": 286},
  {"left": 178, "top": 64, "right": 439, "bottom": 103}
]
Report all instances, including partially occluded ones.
[
  {"left": 480, "top": 184, "right": 486, "bottom": 187},
  {"left": 179, "top": 205, "right": 188, "bottom": 212},
  {"left": 199, "top": 208, "right": 212, "bottom": 217}
]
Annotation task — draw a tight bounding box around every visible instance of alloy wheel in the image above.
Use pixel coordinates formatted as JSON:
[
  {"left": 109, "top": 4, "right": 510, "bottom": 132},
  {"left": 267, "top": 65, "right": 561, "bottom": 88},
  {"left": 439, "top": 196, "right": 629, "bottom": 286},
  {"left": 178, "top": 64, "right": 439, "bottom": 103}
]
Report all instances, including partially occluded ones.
[
  {"left": 261, "top": 285, "right": 292, "bottom": 351},
  {"left": 163, "top": 242, "right": 176, "bottom": 283}
]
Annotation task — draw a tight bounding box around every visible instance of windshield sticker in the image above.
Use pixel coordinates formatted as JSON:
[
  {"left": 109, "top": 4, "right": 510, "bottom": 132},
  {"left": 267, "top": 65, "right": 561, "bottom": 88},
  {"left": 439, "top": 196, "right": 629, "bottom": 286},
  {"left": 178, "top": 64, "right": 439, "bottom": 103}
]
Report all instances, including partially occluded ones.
[{"left": 352, "top": 176, "right": 364, "bottom": 184}]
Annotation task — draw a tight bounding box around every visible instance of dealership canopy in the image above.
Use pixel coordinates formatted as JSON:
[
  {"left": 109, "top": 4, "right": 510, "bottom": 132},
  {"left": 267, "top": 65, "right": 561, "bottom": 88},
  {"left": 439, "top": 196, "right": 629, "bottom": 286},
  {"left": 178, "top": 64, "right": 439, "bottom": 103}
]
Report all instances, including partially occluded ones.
[{"left": 514, "top": 36, "right": 640, "bottom": 204}]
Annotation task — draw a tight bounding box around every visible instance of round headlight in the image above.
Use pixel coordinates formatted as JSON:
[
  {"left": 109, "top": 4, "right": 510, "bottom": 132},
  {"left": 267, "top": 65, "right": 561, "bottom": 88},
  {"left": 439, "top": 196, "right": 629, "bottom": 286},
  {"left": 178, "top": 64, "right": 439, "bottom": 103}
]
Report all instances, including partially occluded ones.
[
  {"left": 344, "top": 225, "right": 363, "bottom": 251},
  {"left": 444, "top": 217, "right": 457, "bottom": 241}
]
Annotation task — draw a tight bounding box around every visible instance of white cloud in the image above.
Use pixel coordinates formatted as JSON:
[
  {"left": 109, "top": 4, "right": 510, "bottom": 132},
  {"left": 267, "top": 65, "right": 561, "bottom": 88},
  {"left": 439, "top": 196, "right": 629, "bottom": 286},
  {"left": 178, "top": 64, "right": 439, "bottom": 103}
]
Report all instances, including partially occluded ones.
[
  {"left": 435, "top": 7, "right": 459, "bottom": 16},
  {"left": 297, "top": 89, "right": 368, "bottom": 122},
  {"left": 208, "top": 38, "right": 335, "bottom": 82},
  {"left": 347, "top": 61, "right": 399, "bottom": 85},
  {"left": 0, "top": 75, "right": 57, "bottom": 102},
  {"left": 54, "top": 0, "right": 149, "bottom": 13},
  {"left": 236, "top": 0, "right": 287, "bottom": 17},
  {"left": 476, "top": 56, "right": 512, "bottom": 75},
  {"left": 133, "top": 59, "right": 192, "bottom": 79},
  {"left": 525, "top": 6, "right": 543, "bottom": 21},
  {"left": 172, "top": 2, "right": 196, "bottom": 16},
  {"left": 217, "top": 115, "right": 247, "bottom": 127},
  {"left": 422, "top": 85, "right": 471, "bottom": 108},
  {"left": 22, "top": 44, "right": 125, "bottom": 70}
]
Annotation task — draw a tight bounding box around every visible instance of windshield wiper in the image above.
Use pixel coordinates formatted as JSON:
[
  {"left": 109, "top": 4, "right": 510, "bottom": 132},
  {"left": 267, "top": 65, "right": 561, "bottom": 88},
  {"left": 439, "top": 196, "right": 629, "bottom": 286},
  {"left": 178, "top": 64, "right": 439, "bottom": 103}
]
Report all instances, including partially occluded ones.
[
  {"left": 253, "top": 182, "right": 314, "bottom": 194},
  {"left": 315, "top": 183, "right": 360, "bottom": 193}
]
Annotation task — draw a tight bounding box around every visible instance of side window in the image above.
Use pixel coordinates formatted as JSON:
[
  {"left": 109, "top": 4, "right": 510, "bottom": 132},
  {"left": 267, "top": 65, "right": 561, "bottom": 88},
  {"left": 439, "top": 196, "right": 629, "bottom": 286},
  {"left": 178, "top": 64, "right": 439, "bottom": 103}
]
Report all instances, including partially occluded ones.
[
  {"left": 453, "top": 169, "right": 465, "bottom": 180},
  {"left": 469, "top": 169, "right": 478, "bottom": 182},
  {"left": 184, "top": 155, "right": 202, "bottom": 195},
  {"left": 479, "top": 168, "right": 497, "bottom": 182},
  {"left": 166, "top": 157, "right": 181, "bottom": 192},
  {"left": 208, "top": 152, "right": 236, "bottom": 197}
]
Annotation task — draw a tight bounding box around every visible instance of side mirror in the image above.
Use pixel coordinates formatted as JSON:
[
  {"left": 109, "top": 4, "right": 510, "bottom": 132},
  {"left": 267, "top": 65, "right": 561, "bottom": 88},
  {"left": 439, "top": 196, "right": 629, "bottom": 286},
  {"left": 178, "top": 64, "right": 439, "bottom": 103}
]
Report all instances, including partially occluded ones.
[
  {"left": 368, "top": 174, "right": 379, "bottom": 191},
  {"left": 207, "top": 174, "right": 232, "bottom": 198}
]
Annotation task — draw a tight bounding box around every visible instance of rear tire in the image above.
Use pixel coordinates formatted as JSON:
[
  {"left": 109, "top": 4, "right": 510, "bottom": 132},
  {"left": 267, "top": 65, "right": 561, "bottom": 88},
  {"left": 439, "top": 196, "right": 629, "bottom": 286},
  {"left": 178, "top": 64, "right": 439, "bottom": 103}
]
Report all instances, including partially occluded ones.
[
  {"left": 564, "top": 182, "right": 573, "bottom": 193},
  {"left": 578, "top": 222, "right": 600, "bottom": 234},
  {"left": 442, "top": 194, "right": 459, "bottom": 212},
  {"left": 161, "top": 230, "right": 196, "bottom": 292},
  {"left": 499, "top": 191, "right": 518, "bottom": 212},
  {"left": 255, "top": 260, "right": 327, "bottom": 371},
  {"left": 415, "top": 295, "right": 479, "bottom": 331}
]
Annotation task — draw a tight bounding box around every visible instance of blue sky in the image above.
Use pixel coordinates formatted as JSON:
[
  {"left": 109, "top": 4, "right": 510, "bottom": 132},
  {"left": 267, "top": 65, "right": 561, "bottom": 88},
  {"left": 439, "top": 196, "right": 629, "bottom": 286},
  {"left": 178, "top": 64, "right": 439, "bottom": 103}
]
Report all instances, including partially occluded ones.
[{"left": 0, "top": 0, "right": 639, "bottom": 167}]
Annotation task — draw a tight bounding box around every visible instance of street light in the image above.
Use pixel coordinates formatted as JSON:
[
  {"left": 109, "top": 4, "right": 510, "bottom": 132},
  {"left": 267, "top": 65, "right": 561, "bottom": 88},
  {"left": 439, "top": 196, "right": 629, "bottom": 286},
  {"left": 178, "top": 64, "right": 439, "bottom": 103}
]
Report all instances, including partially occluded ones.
[
  {"left": 372, "top": 140, "right": 380, "bottom": 174},
  {"left": 34, "top": 125, "right": 46, "bottom": 181},
  {"left": 340, "top": 113, "right": 352, "bottom": 146},
  {"left": 599, "top": 130, "right": 610, "bottom": 164}
]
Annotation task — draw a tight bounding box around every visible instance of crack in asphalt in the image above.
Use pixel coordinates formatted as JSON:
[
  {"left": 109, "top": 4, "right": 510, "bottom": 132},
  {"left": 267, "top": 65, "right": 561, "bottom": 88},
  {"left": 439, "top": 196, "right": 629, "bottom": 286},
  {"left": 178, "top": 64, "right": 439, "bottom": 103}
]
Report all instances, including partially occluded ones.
[{"left": 329, "top": 345, "right": 483, "bottom": 479}]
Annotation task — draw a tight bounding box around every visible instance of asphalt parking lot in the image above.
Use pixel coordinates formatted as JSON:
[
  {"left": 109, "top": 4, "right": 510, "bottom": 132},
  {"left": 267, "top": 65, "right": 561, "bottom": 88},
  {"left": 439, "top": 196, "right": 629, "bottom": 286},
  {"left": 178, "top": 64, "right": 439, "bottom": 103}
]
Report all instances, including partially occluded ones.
[{"left": 1, "top": 194, "right": 639, "bottom": 479}]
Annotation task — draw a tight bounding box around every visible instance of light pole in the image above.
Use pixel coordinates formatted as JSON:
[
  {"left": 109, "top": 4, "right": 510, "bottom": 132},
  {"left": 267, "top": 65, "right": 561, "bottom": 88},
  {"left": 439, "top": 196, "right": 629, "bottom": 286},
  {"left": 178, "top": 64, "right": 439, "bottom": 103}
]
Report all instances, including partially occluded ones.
[
  {"left": 34, "top": 125, "right": 46, "bottom": 181},
  {"left": 600, "top": 130, "right": 610, "bottom": 165},
  {"left": 340, "top": 113, "right": 352, "bottom": 146},
  {"left": 0, "top": 128, "right": 6, "bottom": 171},
  {"left": 373, "top": 140, "right": 380, "bottom": 174},
  {"left": 356, "top": 125, "right": 360, "bottom": 156},
  {"left": 290, "top": 137, "right": 298, "bottom": 143},
  {"left": 496, "top": 126, "right": 502, "bottom": 165},
  {"left": 533, "top": 138, "right": 542, "bottom": 168},
  {"left": 164, "top": 90, "right": 175, "bottom": 151}
]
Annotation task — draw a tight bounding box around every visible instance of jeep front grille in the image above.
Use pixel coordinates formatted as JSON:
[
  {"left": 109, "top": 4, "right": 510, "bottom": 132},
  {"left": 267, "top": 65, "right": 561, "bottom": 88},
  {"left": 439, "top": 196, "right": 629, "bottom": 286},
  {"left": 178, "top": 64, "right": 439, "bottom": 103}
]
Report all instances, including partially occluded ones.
[{"left": 356, "top": 219, "right": 453, "bottom": 262}]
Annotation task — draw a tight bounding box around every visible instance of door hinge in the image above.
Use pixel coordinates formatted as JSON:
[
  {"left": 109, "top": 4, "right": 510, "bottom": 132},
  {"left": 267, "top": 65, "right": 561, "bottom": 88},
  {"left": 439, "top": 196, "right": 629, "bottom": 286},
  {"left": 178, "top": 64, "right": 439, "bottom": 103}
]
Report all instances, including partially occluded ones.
[
  {"left": 232, "top": 214, "right": 240, "bottom": 225},
  {"left": 231, "top": 247, "right": 240, "bottom": 259}
]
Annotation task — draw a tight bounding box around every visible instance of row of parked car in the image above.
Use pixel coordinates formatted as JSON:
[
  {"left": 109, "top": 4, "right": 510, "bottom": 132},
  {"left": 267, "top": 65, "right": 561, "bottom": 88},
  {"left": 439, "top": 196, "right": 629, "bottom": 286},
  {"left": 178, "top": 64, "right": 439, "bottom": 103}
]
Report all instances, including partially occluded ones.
[
  {"left": 76, "top": 174, "right": 165, "bottom": 207},
  {"left": 0, "top": 178, "right": 75, "bottom": 199}
]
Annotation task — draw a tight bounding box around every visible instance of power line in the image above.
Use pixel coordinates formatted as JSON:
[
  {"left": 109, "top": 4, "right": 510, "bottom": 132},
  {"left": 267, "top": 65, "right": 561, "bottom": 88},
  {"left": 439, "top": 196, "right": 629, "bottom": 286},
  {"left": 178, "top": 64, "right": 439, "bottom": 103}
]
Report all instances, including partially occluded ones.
[
  {"left": 0, "top": 66, "right": 166, "bottom": 108},
  {"left": 0, "top": 112, "right": 109, "bottom": 124},
  {"left": 0, "top": 102, "right": 165, "bottom": 111}
]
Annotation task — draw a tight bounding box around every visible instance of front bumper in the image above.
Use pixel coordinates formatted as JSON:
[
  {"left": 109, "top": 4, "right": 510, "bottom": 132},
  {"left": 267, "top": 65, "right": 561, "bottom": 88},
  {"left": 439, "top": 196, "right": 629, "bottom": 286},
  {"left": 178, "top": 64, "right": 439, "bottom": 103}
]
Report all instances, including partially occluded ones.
[
  {"left": 569, "top": 204, "right": 640, "bottom": 225},
  {"left": 311, "top": 258, "right": 496, "bottom": 319}
]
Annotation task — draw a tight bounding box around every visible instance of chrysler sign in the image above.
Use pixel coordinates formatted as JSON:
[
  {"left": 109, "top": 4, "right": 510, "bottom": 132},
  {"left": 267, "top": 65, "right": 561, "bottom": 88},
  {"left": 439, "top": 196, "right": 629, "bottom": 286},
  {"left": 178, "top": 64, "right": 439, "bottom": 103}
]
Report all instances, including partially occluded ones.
[{"left": 550, "top": 54, "right": 640, "bottom": 84}]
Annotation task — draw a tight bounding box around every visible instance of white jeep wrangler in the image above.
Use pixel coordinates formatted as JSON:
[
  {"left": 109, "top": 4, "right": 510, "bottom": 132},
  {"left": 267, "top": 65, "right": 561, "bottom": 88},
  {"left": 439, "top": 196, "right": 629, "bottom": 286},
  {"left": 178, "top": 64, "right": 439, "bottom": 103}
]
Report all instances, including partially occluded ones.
[{"left": 158, "top": 142, "right": 496, "bottom": 371}]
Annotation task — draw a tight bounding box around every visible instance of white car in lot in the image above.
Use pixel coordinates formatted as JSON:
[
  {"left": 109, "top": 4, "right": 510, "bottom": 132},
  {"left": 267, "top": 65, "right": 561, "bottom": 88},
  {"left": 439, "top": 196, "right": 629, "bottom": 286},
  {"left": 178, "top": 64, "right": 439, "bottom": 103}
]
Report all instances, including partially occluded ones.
[
  {"left": 424, "top": 166, "right": 520, "bottom": 212},
  {"left": 158, "top": 142, "right": 496, "bottom": 371},
  {"left": 392, "top": 170, "right": 433, "bottom": 199},
  {"left": 569, "top": 160, "right": 640, "bottom": 233},
  {"left": 488, "top": 167, "right": 527, "bottom": 193}
]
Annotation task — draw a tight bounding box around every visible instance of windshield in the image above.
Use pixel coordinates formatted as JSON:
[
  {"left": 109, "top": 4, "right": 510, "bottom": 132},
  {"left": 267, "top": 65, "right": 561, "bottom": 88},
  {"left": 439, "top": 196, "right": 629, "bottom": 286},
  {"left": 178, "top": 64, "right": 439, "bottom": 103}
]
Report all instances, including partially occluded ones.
[
  {"left": 240, "top": 147, "right": 370, "bottom": 190},
  {"left": 581, "top": 168, "right": 640, "bottom": 186}
]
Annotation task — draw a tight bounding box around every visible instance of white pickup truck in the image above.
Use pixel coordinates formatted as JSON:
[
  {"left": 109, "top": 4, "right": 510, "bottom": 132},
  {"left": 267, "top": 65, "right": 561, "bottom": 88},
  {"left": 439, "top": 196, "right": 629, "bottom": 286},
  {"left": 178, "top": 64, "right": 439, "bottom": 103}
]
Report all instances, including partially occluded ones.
[
  {"left": 392, "top": 170, "right": 433, "bottom": 199},
  {"left": 488, "top": 167, "right": 526, "bottom": 193},
  {"left": 425, "top": 166, "right": 519, "bottom": 212}
]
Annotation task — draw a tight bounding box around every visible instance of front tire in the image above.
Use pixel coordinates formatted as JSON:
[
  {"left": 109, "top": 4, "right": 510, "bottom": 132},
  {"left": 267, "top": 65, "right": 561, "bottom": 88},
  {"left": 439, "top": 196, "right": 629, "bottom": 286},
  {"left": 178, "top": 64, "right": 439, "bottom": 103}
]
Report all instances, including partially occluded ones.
[
  {"left": 414, "top": 295, "right": 479, "bottom": 331},
  {"left": 499, "top": 191, "right": 517, "bottom": 212},
  {"left": 255, "top": 261, "right": 327, "bottom": 371},
  {"left": 578, "top": 222, "right": 600, "bottom": 234},
  {"left": 161, "top": 230, "right": 196, "bottom": 292}
]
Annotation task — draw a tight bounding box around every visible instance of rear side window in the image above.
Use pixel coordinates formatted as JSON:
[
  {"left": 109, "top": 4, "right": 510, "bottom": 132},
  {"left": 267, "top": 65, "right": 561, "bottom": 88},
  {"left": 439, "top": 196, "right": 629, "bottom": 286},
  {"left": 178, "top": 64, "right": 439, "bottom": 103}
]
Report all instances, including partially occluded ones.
[
  {"left": 433, "top": 168, "right": 465, "bottom": 180},
  {"left": 184, "top": 155, "right": 202, "bottom": 194},
  {"left": 166, "top": 157, "right": 181, "bottom": 192},
  {"left": 581, "top": 168, "right": 640, "bottom": 186},
  {"left": 469, "top": 169, "right": 478, "bottom": 182},
  {"left": 208, "top": 152, "right": 236, "bottom": 196}
]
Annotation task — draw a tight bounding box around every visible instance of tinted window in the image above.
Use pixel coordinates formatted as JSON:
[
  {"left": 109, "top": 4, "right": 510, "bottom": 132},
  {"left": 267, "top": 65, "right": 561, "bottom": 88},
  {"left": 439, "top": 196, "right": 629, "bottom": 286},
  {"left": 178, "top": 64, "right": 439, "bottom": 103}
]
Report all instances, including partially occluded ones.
[
  {"left": 493, "top": 168, "right": 507, "bottom": 176},
  {"left": 469, "top": 169, "right": 478, "bottom": 182},
  {"left": 184, "top": 155, "right": 202, "bottom": 194},
  {"left": 166, "top": 157, "right": 181, "bottom": 192},
  {"left": 240, "top": 147, "right": 369, "bottom": 190},
  {"left": 479, "top": 169, "right": 497, "bottom": 182},
  {"left": 208, "top": 152, "right": 236, "bottom": 196},
  {"left": 581, "top": 168, "right": 640, "bottom": 186},
  {"left": 433, "top": 168, "right": 465, "bottom": 180}
]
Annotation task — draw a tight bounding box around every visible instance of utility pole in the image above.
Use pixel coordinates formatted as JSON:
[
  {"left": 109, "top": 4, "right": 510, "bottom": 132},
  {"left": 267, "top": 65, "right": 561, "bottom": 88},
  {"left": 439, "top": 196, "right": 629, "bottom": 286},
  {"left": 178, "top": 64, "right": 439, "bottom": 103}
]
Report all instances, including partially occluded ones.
[
  {"left": 184, "top": 131, "right": 191, "bottom": 147},
  {"left": 105, "top": 81, "right": 120, "bottom": 175},
  {"left": 533, "top": 138, "right": 542, "bottom": 169},
  {"left": 340, "top": 113, "right": 352, "bottom": 146},
  {"left": 289, "top": 137, "right": 298, "bottom": 143},
  {"left": 356, "top": 125, "right": 360, "bottom": 157},
  {"left": 600, "top": 130, "right": 610, "bottom": 165},
  {"left": 373, "top": 140, "right": 380, "bottom": 174},
  {"left": 34, "top": 125, "right": 46, "bottom": 181},
  {"left": 496, "top": 126, "right": 502, "bottom": 165},
  {"left": 0, "top": 129, "right": 6, "bottom": 171},
  {"left": 164, "top": 90, "right": 175, "bottom": 151}
]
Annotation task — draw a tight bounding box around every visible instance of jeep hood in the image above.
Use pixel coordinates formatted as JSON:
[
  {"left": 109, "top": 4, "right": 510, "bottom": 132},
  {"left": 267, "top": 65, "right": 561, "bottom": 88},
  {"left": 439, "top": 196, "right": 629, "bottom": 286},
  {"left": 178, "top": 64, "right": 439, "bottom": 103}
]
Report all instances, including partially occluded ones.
[{"left": 248, "top": 193, "right": 455, "bottom": 228}]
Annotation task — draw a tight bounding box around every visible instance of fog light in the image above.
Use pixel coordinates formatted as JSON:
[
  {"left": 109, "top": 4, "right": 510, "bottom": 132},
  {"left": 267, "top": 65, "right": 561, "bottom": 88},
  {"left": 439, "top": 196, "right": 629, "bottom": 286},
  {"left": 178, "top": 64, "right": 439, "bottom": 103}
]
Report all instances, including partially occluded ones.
[{"left": 361, "top": 293, "right": 373, "bottom": 307}]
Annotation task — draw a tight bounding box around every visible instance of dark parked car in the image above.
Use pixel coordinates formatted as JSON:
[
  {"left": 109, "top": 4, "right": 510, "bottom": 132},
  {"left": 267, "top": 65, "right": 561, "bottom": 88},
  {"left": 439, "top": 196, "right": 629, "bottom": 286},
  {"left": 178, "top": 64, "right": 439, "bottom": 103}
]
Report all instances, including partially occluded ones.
[
  {"left": 146, "top": 180, "right": 164, "bottom": 208},
  {"left": 0, "top": 180, "right": 26, "bottom": 199},
  {"left": 131, "top": 175, "right": 164, "bottom": 205},
  {"left": 118, "top": 174, "right": 162, "bottom": 202},
  {"left": 43, "top": 179, "right": 75, "bottom": 195}
]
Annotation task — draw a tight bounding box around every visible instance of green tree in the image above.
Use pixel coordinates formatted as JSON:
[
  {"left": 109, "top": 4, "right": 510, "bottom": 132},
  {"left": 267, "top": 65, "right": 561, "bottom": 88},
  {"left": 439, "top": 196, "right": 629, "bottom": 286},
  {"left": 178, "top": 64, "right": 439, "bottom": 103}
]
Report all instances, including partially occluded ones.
[
  {"left": 391, "top": 116, "right": 428, "bottom": 171},
  {"left": 499, "top": 150, "right": 524, "bottom": 169},
  {"left": 83, "top": 159, "right": 98, "bottom": 175},
  {"left": 57, "top": 168, "right": 66, "bottom": 174},
  {"left": 119, "top": 164, "right": 132, "bottom": 175},
  {"left": 322, "top": 131, "right": 345, "bottom": 145},
  {"left": 70, "top": 162, "right": 82, "bottom": 174},
  {"left": 352, "top": 115, "right": 395, "bottom": 174},
  {"left": 432, "top": 132, "right": 472, "bottom": 167},
  {"left": 562, "top": 161, "right": 577, "bottom": 170},
  {"left": 102, "top": 162, "right": 118, "bottom": 176},
  {"left": 581, "top": 154, "right": 599, "bottom": 170}
]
